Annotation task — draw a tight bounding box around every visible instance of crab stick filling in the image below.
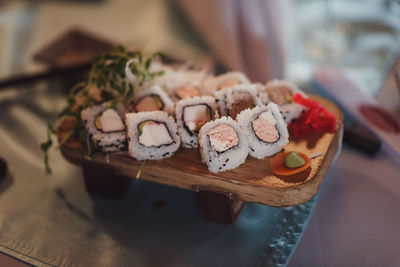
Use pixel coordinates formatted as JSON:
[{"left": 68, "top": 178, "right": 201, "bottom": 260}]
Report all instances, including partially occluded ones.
[
  {"left": 207, "top": 124, "right": 239, "bottom": 152},
  {"left": 252, "top": 111, "right": 279, "bottom": 143},
  {"left": 134, "top": 95, "right": 164, "bottom": 112},
  {"left": 176, "top": 85, "right": 200, "bottom": 99},
  {"left": 183, "top": 104, "right": 211, "bottom": 132},
  {"left": 95, "top": 109, "right": 125, "bottom": 133},
  {"left": 138, "top": 121, "right": 173, "bottom": 147}
]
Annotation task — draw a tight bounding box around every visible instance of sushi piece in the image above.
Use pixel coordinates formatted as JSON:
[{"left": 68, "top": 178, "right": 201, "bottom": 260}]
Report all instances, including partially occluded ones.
[
  {"left": 125, "top": 111, "right": 181, "bottom": 160},
  {"left": 202, "top": 71, "right": 250, "bottom": 95},
  {"left": 130, "top": 85, "right": 175, "bottom": 114},
  {"left": 237, "top": 102, "right": 289, "bottom": 159},
  {"left": 175, "top": 84, "right": 201, "bottom": 100},
  {"left": 81, "top": 103, "right": 127, "bottom": 153},
  {"left": 151, "top": 61, "right": 210, "bottom": 96},
  {"left": 261, "top": 80, "right": 307, "bottom": 124},
  {"left": 215, "top": 84, "right": 262, "bottom": 119},
  {"left": 175, "top": 96, "right": 217, "bottom": 148},
  {"left": 198, "top": 117, "right": 249, "bottom": 173}
]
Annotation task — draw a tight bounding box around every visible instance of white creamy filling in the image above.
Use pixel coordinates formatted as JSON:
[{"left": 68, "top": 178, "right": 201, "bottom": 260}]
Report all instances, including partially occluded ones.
[
  {"left": 139, "top": 123, "right": 173, "bottom": 147},
  {"left": 99, "top": 109, "right": 125, "bottom": 132}
]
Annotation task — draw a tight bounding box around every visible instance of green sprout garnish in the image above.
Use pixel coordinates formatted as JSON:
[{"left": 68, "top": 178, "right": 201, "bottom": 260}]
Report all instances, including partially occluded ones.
[{"left": 40, "top": 46, "right": 165, "bottom": 174}]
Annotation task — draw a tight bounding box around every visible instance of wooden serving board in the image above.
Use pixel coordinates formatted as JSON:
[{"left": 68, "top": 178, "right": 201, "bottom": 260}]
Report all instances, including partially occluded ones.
[{"left": 61, "top": 95, "right": 343, "bottom": 207}]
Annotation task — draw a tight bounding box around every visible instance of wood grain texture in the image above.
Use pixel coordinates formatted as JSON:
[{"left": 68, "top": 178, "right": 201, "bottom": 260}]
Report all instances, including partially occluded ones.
[{"left": 61, "top": 95, "right": 343, "bottom": 207}]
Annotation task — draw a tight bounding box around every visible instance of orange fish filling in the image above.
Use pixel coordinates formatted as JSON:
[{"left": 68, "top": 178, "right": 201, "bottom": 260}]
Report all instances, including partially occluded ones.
[
  {"left": 218, "top": 79, "right": 239, "bottom": 91},
  {"left": 252, "top": 116, "right": 279, "bottom": 143},
  {"left": 134, "top": 95, "right": 163, "bottom": 112},
  {"left": 176, "top": 85, "right": 200, "bottom": 99},
  {"left": 207, "top": 124, "right": 239, "bottom": 152},
  {"left": 266, "top": 86, "right": 293, "bottom": 105}
]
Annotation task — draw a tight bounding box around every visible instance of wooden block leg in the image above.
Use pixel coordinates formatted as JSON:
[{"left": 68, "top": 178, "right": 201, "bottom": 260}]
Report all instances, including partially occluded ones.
[
  {"left": 197, "top": 190, "right": 245, "bottom": 224},
  {"left": 82, "top": 164, "right": 132, "bottom": 199}
]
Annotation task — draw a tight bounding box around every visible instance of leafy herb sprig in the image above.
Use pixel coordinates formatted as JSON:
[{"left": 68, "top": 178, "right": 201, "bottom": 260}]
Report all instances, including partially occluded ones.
[{"left": 41, "top": 46, "right": 165, "bottom": 173}]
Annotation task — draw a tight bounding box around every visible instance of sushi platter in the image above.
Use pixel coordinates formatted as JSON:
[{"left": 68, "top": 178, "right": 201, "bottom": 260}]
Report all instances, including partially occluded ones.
[
  {"left": 44, "top": 48, "right": 343, "bottom": 223},
  {"left": 60, "top": 94, "right": 342, "bottom": 208}
]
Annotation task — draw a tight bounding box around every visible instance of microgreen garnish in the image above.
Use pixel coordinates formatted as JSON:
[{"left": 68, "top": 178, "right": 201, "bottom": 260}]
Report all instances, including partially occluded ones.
[
  {"left": 40, "top": 46, "right": 165, "bottom": 173},
  {"left": 40, "top": 123, "right": 56, "bottom": 174},
  {"left": 136, "top": 160, "right": 147, "bottom": 179}
]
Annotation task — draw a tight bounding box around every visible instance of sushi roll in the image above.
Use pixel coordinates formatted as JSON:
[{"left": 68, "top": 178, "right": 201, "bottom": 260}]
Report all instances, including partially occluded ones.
[
  {"left": 81, "top": 103, "right": 127, "bottom": 153},
  {"left": 151, "top": 61, "right": 210, "bottom": 96},
  {"left": 175, "top": 96, "right": 217, "bottom": 148},
  {"left": 125, "top": 111, "right": 181, "bottom": 160},
  {"left": 215, "top": 84, "right": 263, "bottom": 119},
  {"left": 130, "top": 85, "right": 175, "bottom": 114},
  {"left": 202, "top": 71, "right": 250, "bottom": 95},
  {"left": 174, "top": 82, "right": 201, "bottom": 100},
  {"left": 262, "top": 80, "right": 307, "bottom": 124},
  {"left": 198, "top": 117, "right": 249, "bottom": 173},
  {"left": 237, "top": 102, "right": 289, "bottom": 159}
]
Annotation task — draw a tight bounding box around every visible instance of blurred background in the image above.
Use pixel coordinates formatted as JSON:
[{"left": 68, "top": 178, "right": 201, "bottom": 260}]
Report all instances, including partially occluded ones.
[
  {"left": 1, "top": 0, "right": 400, "bottom": 94},
  {"left": 1, "top": 1, "right": 400, "bottom": 266}
]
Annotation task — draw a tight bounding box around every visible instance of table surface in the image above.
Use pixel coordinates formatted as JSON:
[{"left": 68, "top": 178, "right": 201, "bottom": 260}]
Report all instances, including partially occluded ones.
[{"left": 1, "top": 1, "right": 400, "bottom": 266}]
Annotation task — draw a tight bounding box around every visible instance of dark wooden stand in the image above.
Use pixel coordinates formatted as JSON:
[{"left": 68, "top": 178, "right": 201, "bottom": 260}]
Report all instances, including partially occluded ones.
[
  {"left": 82, "top": 163, "right": 132, "bottom": 199},
  {"left": 81, "top": 164, "right": 244, "bottom": 224},
  {"left": 197, "top": 189, "right": 245, "bottom": 224}
]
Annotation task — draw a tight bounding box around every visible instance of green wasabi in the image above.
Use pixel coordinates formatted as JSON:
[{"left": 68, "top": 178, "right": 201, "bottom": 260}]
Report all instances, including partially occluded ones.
[{"left": 284, "top": 151, "right": 305, "bottom": 169}]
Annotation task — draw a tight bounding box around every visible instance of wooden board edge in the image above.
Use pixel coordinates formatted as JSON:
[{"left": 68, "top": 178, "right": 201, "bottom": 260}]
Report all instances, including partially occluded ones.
[{"left": 60, "top": 123, "right": 343, "bottom": 207}]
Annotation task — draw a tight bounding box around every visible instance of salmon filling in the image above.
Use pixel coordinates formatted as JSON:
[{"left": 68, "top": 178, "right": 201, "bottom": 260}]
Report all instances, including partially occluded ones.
[
  {"left": 95, "top": 109, "right": 125, "bottom": 133},
  {"left": 218, "top": 79, "right": 239, "bottom": 91},
  {"left": 207, "top": 124, "right": 239, "bottom": 152},
  {"left": 266, "top": 86, "right": 293, "bottom": 105},
  {"left": 175, "top": 85, "right": 200, "bottom": 99},
  {"left": 183, "top": 104, "right": 211, "bottom": 133},
  {"left": 134, "top": 95, "right": 164, "bottom": 112},
  {"left": 252, "top": 111, "right": 279, "bottom": 143},
  {"left": 229, "top": 91, "right": 255, "bottom": 119},
  {"left": 138, "top": 121, "right": 173, "bottom": 147}
]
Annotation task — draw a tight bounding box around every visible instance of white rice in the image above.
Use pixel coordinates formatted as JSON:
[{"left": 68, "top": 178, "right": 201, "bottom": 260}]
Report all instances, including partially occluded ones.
[
  {"left": 81, "top": 102, "right": 127, "bottom": 153},
  {"left": 175, "top": 96, "right": 217, "bottom": 148},
  {"left": 125, "top": 111, "right": 181, "bottom": 160},
  {"left": 198, "top": 116, "right": 249, "bottom": 173},
  {"left": 236, "top": 102, "right": 289, "bottom": 159},
  {"left": 279, "top": 103, "right": 307, "bottom": 124}
]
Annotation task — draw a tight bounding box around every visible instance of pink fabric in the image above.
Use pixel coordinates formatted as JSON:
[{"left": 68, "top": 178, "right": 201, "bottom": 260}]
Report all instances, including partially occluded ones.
[{"left": 177, "top": 0, "right": 292, "bottom": 82}]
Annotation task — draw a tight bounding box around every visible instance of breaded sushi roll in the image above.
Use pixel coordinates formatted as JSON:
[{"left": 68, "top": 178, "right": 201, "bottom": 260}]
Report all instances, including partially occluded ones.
[
  {"left": 81, "top": 103, "right": 127, "bottom": 153},
  {"left": 125, "top": 111, "right": 181, "bottom": 160},
  {"left": 175, "top": 96, "right": 217, "bottom": 148},
  {"left": 236, "top": 102, "right": 289, "bottom": 159},
  {"left": 202, "top": 71, "right": 250, "bottom": 95},
  {"left": 215, "top": 84, "right": 263, "bottom": 119},
  {"left": 198, "top": 117, "right": 249, "bottom": 173},
  {"left": 130, "top": 85, "right": 175, "bottom": 114},
  {"left": 261, "top": 80, "right": 307, "bottom": 124}
]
